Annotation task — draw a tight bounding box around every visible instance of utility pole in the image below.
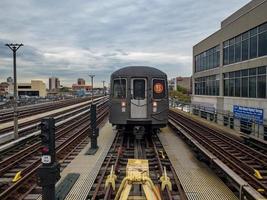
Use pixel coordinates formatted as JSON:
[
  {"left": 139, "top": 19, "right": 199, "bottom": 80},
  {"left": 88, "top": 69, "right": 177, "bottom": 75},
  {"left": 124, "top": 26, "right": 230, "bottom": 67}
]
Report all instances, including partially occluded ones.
[
  {"left": 102, "top": 80, "right": 105, "bottom": 95},
  {"left": 5, "top": 43, "right": 23, "bottom": 139},
  {"left": 89, "top": 75, "right": 95, "bottom": 104}
]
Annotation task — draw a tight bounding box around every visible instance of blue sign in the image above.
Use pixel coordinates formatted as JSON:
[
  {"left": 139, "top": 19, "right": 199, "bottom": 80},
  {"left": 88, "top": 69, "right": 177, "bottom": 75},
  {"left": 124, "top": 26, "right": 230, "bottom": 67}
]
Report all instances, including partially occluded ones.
[{"left": 233, "top": 105, "right": 264, "bottom": 125}]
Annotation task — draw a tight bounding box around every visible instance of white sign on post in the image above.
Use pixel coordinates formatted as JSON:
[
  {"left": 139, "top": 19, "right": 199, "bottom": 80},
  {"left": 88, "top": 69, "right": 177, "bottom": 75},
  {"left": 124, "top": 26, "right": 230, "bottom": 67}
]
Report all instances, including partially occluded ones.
[{"left": 42, "top": 155, "right": 51, "bottom": 164}]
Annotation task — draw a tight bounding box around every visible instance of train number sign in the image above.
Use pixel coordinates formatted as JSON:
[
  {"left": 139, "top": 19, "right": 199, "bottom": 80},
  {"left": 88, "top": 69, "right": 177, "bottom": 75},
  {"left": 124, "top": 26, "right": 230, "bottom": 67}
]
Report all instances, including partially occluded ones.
[{"left": 154, "top": 83, "right": 164, "bottom": 94}]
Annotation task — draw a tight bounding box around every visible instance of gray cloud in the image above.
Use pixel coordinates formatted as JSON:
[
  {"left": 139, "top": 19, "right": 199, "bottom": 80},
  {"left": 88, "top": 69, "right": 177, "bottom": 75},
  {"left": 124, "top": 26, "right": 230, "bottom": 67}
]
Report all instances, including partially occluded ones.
[{"left": 0, "top": 0, "right": 250, "bottom": 87}]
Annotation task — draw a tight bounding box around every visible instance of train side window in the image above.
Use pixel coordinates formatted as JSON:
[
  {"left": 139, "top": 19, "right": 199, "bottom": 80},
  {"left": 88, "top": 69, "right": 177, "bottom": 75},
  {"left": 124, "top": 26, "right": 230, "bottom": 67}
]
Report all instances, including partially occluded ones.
[
  {"left": 133, "top": 79, "right": 145, "bottom": 100},
  {"left": 153, "top": 79, "right": 166, "bottom": 99},
  {"left": 113, "top": 79, "right": 126, "bottom": 98}
]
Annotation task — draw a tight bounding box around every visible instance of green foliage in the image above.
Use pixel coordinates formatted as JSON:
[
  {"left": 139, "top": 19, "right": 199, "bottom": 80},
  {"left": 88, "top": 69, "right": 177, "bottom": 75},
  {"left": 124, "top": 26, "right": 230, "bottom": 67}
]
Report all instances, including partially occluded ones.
[
  {"left": 169, "top": 89, "right": 191, "bottom": 103},
  {"left": 60, "top": 87, "right": 70, "bottom": 92},
  {"left": 176, "top": 85, "right": 188, "bottom": 94}
]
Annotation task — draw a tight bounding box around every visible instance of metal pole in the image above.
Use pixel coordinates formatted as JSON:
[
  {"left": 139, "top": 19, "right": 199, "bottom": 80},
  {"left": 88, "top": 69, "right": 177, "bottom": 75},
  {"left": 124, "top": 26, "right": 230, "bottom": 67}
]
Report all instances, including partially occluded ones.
[
  {"left": 102, "top": 80, "right": 105, "bottom": 95},
  {"left": 89, "top": 75, "right": 95, "bottom": 104},
  {"left": 5, "top": 43, "right": 23, "bottom": 139}
]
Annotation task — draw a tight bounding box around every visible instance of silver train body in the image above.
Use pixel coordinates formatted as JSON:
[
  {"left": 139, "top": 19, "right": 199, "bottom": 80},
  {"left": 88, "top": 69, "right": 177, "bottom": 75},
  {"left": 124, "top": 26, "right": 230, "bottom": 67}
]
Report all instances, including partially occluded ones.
[{"left": 109, "top": 66, "right": 169, "bottom": 133}]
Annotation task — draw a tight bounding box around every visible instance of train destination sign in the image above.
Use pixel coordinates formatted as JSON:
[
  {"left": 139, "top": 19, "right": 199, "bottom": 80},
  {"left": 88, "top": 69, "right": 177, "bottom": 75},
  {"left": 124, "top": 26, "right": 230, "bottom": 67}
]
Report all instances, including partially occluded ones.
[
  {"left": 154, "top": 83, "right": 164, "bottom": 94},
  {"left": 233, "top": 105, "right": 264, "bottom": 125}
]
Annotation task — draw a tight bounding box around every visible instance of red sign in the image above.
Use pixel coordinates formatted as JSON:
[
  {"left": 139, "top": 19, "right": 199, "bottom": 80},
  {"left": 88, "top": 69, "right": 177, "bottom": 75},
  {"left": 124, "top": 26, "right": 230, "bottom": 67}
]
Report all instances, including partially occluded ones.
[{"left": 154, "top": 83, "right": 164, "bottom": 94}]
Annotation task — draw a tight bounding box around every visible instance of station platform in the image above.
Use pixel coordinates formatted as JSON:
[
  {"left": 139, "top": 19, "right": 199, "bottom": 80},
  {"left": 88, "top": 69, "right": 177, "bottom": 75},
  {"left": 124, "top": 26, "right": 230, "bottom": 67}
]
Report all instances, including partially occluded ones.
[
  {"left": 42, "top": 122, "right": 116, "bottom": 200},
  {"left": 170, "top": 108, "right": 241, "bottom": 139},
  {"left": 159, "top": 126, "right": 238, "bottom": 200}
]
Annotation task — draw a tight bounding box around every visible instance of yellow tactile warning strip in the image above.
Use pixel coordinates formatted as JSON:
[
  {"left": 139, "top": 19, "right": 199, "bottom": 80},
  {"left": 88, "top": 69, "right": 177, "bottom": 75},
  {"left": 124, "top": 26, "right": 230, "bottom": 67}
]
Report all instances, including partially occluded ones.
[
  {"left": 159, "top": 126, "right": 238, "bottom": 200},
  {"left": 36, "top": 122, "right": 116, "bottom": 200}
]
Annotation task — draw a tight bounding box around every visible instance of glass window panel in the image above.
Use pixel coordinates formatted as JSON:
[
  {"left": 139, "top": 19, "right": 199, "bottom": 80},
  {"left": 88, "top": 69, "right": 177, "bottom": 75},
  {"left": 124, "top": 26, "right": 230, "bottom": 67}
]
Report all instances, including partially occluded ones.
[
  {"left": 241, "top": 69, "right": 248, "bottom": 76},
  {"left": 229, "top": 45, "right": 235, "bottom": 64},
  {"left": 236, "top": 35, "right": 242, "bottom": 43},
  {"left": 216, "top": 80, "right": 219, "bottom": 95},
  {"left": 242, "top": 31, "right": 249, "bottom": 40},
  {"left": 235, "top": 42, "right": 241, "bottom": 62},
  {"left": 258, "top": 66, "right": 266, "bottom": 75},
  {"left": 113, "top": 79, "right": 126, "bottom": 98},
  {"left": 249, "top": 68, "right": 256, "bottom": 75},
  {"left": 235, "top": 71, "right": 241, "bottom": 77},
  {"left": 224, "top": 73, "right": 229, "bottom": 78},
  {"left": 223, "top": 47, "right": 229, "bottom": 65},
  {"left": 229, "top": 79, "right": 235, "bottom": 96},
  {"left": 209, "top": 54, "right": 213, "bottom": 69},
  {"left": 229, "top": 72, "right": 235, "bottom": 78},
  {"left": 249, "top": 77, "right": 256, "bottom": 98},
  {"left": 229, "top": 38, "right": 235, "bottom": 45},
  {"left": 134, "top": 79, "right": 145, "bottom": 99},
  {"left": 259, "top": 22, "right": 267, "bottom": 33},
  {"left": 250, "top": 36, "right": 257, "bottom": 59},
  {"left": 216, "top": 51, "right": 220, "bottom": 67},
  {"left": 241, "top": 77, "right": 248, "bottom": 97},
  {"left": 242, "top": 39, "right": 249, "bottom": 61},
  {"left": 259, "top": 31, "right": 267, "bottom": 57},
  {"left": 235, "top": 78, "right": 241, "bottom": 97},
  {"left": 224, "top": 79, "right": 229, "bottom": 96},
  {"left": 257, "top": 75, "right": 266, "bottom": 98},
  {"left": 223, "top": 40, "right": 229, "bottom": 47},
  {"left": 250, "top": 27, "right": 258, "bottom": 36}
]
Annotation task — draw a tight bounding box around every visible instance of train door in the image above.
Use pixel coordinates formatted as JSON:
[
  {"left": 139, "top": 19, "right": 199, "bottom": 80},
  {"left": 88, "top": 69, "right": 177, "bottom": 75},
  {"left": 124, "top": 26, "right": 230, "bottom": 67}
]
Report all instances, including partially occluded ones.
[{"left": 130, "top": 78, "right": 147, "bottom": 118}]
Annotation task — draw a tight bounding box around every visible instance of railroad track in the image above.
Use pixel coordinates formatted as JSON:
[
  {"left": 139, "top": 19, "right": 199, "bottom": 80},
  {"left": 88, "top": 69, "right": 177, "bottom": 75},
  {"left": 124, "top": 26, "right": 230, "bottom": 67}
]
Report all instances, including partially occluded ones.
[
  {"left": 0, "top": 96, "right": 102, "bottom": 124},
  {"left": 169, "top": 110, "right": 267, "bottom": 198},
  {"left": 0, "top": 96, "right": 105, "bottom": 137},
  {"left": 87, "top": 130, "right": 187, "bottom": 200},
  {"left": 0, "top": 101, "right": 109, "bottom": 200}
]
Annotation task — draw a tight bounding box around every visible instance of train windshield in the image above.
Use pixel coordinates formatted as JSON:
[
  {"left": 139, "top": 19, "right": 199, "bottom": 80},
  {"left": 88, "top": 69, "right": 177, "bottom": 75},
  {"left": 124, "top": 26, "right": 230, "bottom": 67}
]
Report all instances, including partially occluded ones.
[
  {"left": 113, "top": 79, "right": 126, "bottom": 98},
  {"left": 153, "top": 79, "right": 166, "bottom": 99},
  {"left": 133, "top": 79, "right": 145, "bottom": 100}
]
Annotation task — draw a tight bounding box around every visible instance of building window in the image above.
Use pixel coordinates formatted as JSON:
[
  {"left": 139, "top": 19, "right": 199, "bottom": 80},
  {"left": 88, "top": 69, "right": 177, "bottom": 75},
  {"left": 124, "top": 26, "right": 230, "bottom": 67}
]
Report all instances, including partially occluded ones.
[
  {"left": 259, "top": 23, "right": 267, "bottom": 57},
  {"left": 224, "top": 66, "right": 267, "bottom": 98},
  {"left": 195, "top": 45, "right": 220, "bottom": 72},
  {"left": 223, "top": 22, "right": 267, "bottom": 66},
  {"left": 194, "top": 75, "right": 219, "bottom": 96}
]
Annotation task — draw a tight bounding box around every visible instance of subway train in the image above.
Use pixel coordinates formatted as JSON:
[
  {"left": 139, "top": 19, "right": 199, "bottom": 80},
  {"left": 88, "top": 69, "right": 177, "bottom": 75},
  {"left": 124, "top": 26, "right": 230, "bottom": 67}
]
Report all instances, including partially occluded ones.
[{"left": 109, "top": 66, "right": 169, "bottom": 136}]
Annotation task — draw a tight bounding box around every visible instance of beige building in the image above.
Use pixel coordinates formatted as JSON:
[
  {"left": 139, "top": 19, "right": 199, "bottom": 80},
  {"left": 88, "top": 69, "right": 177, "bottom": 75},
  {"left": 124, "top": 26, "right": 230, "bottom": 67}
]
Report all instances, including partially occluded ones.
[
  {"left": 176, "top": 77, "right": 191, "bottom": 93},
  {"left": 192, "top": 0, "right": 267, "bottom": 140},
  {"left": 18, "top": 80, "right": 47, "bottom": 97}
]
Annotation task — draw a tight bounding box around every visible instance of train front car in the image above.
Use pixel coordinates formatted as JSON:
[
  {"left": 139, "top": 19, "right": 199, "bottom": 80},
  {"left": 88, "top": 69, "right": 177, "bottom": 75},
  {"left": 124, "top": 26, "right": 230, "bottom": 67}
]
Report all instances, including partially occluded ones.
[{"left": 109, "top": 66, "right": 168, "bottom": 136}]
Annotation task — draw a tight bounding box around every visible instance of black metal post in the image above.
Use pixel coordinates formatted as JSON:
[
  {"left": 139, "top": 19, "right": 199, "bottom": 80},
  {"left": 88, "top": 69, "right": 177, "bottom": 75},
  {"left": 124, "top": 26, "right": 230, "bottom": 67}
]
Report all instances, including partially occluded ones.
[
  {"left": 5, "top": 43, "right": 23, "bottom": 139},
  {"left": 37, "top": 117, "right": 60, "bottom": 200},
  {"left": 86, "top": 104, "right": 99, "bottom": 155}
]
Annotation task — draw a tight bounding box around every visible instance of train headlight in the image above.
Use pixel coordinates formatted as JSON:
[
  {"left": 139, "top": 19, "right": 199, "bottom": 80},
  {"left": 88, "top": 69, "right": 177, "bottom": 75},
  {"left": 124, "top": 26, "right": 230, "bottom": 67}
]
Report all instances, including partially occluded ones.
[
  {"left": 153, "top": 101, "right": 157, "bottom": 112},
  {"left": 121, "top": 100, "right": 126, "bottom": 112}
]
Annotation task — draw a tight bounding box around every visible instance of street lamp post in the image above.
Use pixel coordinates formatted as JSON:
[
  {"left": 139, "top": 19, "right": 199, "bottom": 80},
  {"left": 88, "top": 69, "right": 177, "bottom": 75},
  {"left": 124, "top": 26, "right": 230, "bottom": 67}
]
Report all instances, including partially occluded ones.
[
  {"left": 89, "top": 75, "right": 95, "bottom": 104},
  {"left": 5, "top": 43, "right": 23, "bottom": 139},
  {"left": 102, "top": 80, "right": 105, "bottom": 96}
]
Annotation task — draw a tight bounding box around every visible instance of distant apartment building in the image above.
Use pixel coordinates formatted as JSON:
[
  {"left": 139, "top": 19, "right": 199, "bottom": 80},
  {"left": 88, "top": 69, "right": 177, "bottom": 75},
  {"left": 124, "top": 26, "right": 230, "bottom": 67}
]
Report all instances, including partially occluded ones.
[
  {"left": 0, "top": 82, "right": 9, "bottom": 96},
  {"left": 18, "top": 80, "right": 47, "bottom": 97},
  {"left": 77, "top": 78, "right": 85, "bottom": 85},
  {"left": 169, "top": 76, "right": 192, "bottom": 92},
  {"left": 72, "top": 78, "right": 92, "bottom": 91},
  {"left": 177, "top": 77, "right": 191, "bottom": 93},
  {"left": 49, "top": 77, "right": 60, "bottom": 91},
  {"left": 192, "top": 0, "right": 267, "bottom": 139},
  {"left": 168, "top": 78, "right": 177, "bottom": 91}
]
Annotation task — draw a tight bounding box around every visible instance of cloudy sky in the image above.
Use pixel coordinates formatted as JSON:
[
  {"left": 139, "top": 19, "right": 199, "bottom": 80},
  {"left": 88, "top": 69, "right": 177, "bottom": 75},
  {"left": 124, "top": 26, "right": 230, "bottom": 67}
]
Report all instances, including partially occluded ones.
[{"left": 0, "top": 0, "right": 250, "bottom": 87}]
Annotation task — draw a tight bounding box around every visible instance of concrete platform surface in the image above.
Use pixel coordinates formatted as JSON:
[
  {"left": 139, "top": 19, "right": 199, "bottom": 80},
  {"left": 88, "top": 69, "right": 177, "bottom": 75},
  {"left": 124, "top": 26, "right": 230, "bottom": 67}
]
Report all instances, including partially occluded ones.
[
  {"left": 159, "top": 126, "right": 238, "bottom": 200},
  {"left": 38, "top": 122, "right": 115, "bottom": 200}
]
